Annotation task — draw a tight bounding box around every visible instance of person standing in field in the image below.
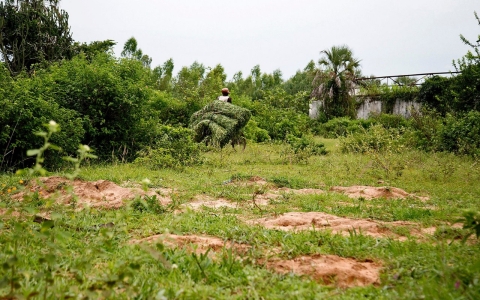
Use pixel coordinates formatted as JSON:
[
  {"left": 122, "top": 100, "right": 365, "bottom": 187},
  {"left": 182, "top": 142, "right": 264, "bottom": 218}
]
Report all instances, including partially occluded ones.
[{"left": 217, "top": 88, "right": 232, "bottom": 103}]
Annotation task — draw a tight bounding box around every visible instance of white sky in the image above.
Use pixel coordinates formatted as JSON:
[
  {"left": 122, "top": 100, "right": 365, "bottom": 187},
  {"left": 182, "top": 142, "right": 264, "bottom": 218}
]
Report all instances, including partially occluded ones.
[{"left": 61, "top": 0, "right": 479, "bottom": 80}]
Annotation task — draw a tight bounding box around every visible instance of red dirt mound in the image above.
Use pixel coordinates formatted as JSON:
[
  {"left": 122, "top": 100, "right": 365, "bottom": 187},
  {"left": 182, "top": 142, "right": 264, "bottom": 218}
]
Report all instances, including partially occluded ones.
[
  {"left": 131, "top": 234, "right": 250, "bottom": 255},
  {"left": 248, "top": 212, "right": 438, "bottom": 240},
  {"left": 14, "top": 176, "right": 171, "bottom": 209},
  {"left": 248, "top": 212, "right": 389, "bottom": 238},
  {"left": 131, "top": 233, "right": 380, "bottom": 288},
  {"left": 330, "top": 185, "right": 428, "bottom": 200},
  {"left": 267, "top": 255, "right": 381, "bottom": 288}
]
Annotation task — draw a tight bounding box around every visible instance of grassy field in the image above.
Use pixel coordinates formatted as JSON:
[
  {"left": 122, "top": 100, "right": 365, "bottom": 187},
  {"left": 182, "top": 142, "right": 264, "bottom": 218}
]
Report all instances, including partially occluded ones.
[{"left": 1, "top": 140, "right": 479, "bottom": 299}]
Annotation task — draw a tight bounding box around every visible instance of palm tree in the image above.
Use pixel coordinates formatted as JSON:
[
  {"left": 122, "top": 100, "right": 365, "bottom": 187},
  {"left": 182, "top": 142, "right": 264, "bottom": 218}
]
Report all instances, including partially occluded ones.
[{"left": 311, "top": 45, "right": 361, "bottom": 119}]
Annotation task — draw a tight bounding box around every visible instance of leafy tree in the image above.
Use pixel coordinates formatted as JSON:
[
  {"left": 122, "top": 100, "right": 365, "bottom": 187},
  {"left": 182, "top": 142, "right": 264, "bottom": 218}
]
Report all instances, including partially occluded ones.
[
  {"left": 153, "top": 58, "right": 174, "bottom": 91},
  {"left": 121, "top": 37, "right": 152, "bottom": 68},
  {"left": 283, "top": 60, "right": 316, "bottom": 95},
  {"left": 311, "top": 45, "right": 361, "bottom": 119},
  {"left": 72, "top": 40, "right": 116, "bottom": 60},
  {"left": 0, "top": 0, "right": 74, "bottom": 76}
]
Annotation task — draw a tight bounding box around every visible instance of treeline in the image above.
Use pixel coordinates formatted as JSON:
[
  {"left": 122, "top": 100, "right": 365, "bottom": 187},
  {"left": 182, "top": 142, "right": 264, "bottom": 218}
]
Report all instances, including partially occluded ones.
[{"left": 1, "top": 1, "right": 480, "bottom": 171}]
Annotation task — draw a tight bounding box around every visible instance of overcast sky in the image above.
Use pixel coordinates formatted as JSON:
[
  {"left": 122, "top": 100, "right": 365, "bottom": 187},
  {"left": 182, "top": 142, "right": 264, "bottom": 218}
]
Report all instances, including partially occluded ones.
[{"left": 61, "top": 0, "right": 479, "bottom": 80}]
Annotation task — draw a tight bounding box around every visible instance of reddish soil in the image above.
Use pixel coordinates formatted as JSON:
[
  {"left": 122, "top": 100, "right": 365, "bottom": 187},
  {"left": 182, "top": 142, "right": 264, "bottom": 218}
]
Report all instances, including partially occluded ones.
[
  {"left": 131, "top": 233, "right": 381, "bottom": 288},
  {"left": 184, "top": 186, "right": 325, "bottom": 210},
  {"left": 248, "top": 212, "right": 441, "bottom": 240},
  {"left": 13, "top": 176, "right": 171, "bottom": 209},
  {"left": 267, "top": 255, "right": 381, "bottom": 288},
  {"left": 184, "top": 195, "right": 239, "bottom": 210},
  {"left": 131, "top": 234, "right": 251, "bottom": 255},
  {"left": 330, "top": 185, "right": 429, "bottom": 201}
]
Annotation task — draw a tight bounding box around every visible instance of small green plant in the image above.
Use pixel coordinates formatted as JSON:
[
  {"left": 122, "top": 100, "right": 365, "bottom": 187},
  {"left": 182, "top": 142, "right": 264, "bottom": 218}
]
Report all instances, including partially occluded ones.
[
  {"left": 281, "top": 134, "right": 327, "bottom": 164},
  {"left": 63, "top": 145, "right": 98, "bottom": 179},
  {"left": 457, "top": 209, "right": 480, "bottom": 241},
  {"left": 20, "top": 120, "right": 61, "bottom": 176},
  {"left": 131, "top": 195, "right": 166, "bottom": 214}
]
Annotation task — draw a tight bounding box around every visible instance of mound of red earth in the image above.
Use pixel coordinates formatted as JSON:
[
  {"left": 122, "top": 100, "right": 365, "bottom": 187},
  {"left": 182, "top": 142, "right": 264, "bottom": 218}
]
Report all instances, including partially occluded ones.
[
  {"left": 248, "top": 212, "right": 437, "bottom": 240},
  {"left": 267, "top": 255, "right": 381, "bottom": 288},
  {"left": 330, "top": 186, "right": 429, "bottom": 201},
  {"left": 131, "top": 233, "right": 381, "bottom": 288},
  {"left": 13, "top": 176, "right": 172, "bottom": 209}
]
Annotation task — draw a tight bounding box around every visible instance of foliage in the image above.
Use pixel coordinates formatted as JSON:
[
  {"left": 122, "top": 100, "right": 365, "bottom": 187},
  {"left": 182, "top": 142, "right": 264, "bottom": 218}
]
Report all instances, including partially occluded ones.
[
  {"left": 190, "top": 101, "right": 251, "bottom": 148},
  {"left": 318, "top": 114, "right": 411, "bottom": 138},
  {"left": 0, "top": 0, "right": 74, "bottom": 76},
  {"left": 121, "top": 37, "right": 152, "bottom": 68},
  {"left": 0, "top": 64, "right": 85, "bottom": 171},
  {"left": 243, "top": 120, "right": 271, "bottom": 143},
  {"left": 131, "top": 195, "right": 166, "bottom": 214},
  {"left": 417, "top": 76, "right": 453, "bottom": 114},
  {"left": 311, "top": 45, "right": 361, "bottom": 119},
  {"left": 147, "top": 90, "right": 190, "bottom": 126},
  {"left": 457, "top": 210, "right": 480, "bottom": 240},
  {"left": 281, "top": 134, "right": 327, "bottom": 164},
  {"left": 134, "top": 125, "right": 202, "bottom": 169},
  {"left": 282, "top": 60, "right": 316, "bottom": 96},
  {"left": 317, "top": 117, "right": 370, "bottom": 138},
  {"left": 438, "top": 111, "right": 480, "bottom": 156},
  {"left": 340, "top": 124, "right": 406, "bottom": 154},
  {"left": 72, "top": 40, "right": 116, "bottom": 60},
  {"left": 32, "top": 52, "right": 153, "bottom": 161}
]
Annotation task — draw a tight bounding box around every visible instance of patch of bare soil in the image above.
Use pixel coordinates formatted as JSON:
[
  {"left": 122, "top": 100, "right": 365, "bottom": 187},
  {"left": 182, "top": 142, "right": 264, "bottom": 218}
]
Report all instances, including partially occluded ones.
[
  {"left": 183, "top": 187, "right": 325, "bottom": 211},
  {"left": 14, "top": 176, "right": 171, "bottom": 209},
  {"left": 183, "top": 195, "right": 239, "bottom": 210},
  {"left": 267, "top": 255, "right": 381, "bottom": 288},
  {"left": 330, "top": 185, "right": 429, "bottom": 201},
  {"left": 0, "top": 208, "right": 21, "bottom": 217},
  {"left": 131, "top": 234, "right": 251, "bottom": 255},
  {"left": 131, "top": 233, "right": 380, "bottom": 288},
  {"left": 248, "top": 212, "right": 445, "bottom": 240},
  {"left": 248, "top": 212, "right": 393, "bottom": 238}
]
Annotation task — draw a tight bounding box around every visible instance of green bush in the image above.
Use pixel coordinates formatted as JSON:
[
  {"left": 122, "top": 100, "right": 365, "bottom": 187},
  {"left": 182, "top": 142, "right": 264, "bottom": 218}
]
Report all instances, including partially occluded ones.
[
  {"left": 340, "top": 125, "right": 406, "bottom": 154},
  {"left": 131, "top": 195, "right": 166, "bottom": 214},
  {"left": 32, "top": 52, "right": 153, "bottom": 161},
  {"left": 281, "top": 134, "right": 327, "bottom": 164},
  {"left": 318, "top": 117, "right": 371, "bottom": 138},
  {"left": 134, "top": 125, "right": 202, "bottom": 169},
  {"left": 243, "top": 120, "right": 270, "bottom": 143},
  {"left": 0, "top": 64, "right": 85, "bottom": 171},
  {"left": 438, "top": 111, "right": 480, "bottom": 156},
  {"left": 369, "top": 113, "right": 412, "bottom": 129},
  {"left": 253, "top": 106, "right": 309, "bottom": 140}
]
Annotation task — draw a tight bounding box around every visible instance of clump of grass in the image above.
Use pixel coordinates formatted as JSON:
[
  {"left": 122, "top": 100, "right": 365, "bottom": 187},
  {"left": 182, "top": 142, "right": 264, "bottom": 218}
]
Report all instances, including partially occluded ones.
[{"left": 131, "top": 195, "right": 166, "bottom": 214}]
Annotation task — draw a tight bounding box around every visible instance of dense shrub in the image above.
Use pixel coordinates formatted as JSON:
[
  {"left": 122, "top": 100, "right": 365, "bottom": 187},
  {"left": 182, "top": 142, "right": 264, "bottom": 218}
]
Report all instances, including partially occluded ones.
[
  {"left": 0, "top": 64, "right": 85, "bottom": 171},
  {"left": 417, "top": 76, "right": 453, "bottom": 115},
  {"left": 340, "top": 125, "right": 406, "bottom": 154},
  {"left": 281, "top": 134, "right": 327, "bottom": 163},
  {"left": 243, "top": 120, "right": 270, "bottom": 143},
  {"left": 369, "top": 113, "right": 412, "bottom": 129},
  {"left": 134, "top": 125, "right": 202, "bottom": 169},
  {"left": 317, "top": 117, "right": 371, "bottom": 138},
  {"left": 147, "top": 91, "right": 190, "bottom": 126},
  {"left": 32, "top": 52, "right": 153, "bottom": 161},
  {"left": 438, "top": 111, "right": 480, "bottom": 156}
]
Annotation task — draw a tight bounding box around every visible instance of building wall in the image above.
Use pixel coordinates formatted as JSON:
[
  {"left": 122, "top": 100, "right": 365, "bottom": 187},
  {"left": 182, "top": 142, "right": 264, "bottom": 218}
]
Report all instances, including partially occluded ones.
[{"left": 309, "top": 98, "right": 421, "bottom": 119}]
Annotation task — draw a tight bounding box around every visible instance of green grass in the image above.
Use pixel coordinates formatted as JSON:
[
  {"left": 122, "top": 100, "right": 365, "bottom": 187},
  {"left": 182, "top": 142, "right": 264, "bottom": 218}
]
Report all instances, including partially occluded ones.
[{"left": 1, "top": 142, "right": 479, "bottom": 299}]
